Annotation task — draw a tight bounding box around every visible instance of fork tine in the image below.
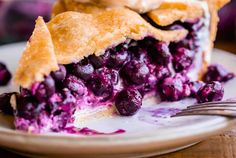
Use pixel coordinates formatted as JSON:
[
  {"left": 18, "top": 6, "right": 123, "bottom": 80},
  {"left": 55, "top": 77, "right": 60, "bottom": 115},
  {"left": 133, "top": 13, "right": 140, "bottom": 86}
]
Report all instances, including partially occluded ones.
[
  {"left": 184, "top": 106, "right": 236, "bottom": 111},
  {"left": 180, "top": 108, "right": 236, "bottom": 115},
  {"left": 172, "top": 100, "right": 236, "bottom": 118},
  {"left": 173, "top": 109, "right": 236, "bottom": 117},
  {"left": 187, "top": 102, "right": 236, "bottom": 109},
  {"left": 189, "top": 101, "right": 236, "bottom": 107}
]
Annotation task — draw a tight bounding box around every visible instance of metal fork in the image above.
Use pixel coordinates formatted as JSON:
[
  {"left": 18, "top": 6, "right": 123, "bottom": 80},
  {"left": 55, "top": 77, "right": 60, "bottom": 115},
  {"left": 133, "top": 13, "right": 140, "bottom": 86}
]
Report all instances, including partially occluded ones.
[{"left": 173, "top": 101, "right": 236, "bottom": 117}]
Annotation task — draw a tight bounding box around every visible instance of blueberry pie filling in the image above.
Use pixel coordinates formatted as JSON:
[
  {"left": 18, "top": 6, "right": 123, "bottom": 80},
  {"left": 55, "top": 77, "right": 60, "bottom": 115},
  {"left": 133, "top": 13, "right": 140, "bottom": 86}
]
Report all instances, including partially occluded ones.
[
  {"left": 0, "top": 2, "right": 233, "bottom": 133},
  {"left": 12, "top": 23, "right": 212, "bottom": 133}
]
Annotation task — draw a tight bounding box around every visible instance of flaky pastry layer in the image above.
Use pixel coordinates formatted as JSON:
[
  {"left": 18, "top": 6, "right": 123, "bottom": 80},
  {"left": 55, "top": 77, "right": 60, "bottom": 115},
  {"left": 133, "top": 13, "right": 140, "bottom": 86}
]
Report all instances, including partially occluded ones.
[
  {"left": 14, "top": 17, "right": 59, "bottom": 89},
  {"left": 52, "top": 0, "right": 230, "bottom": 43},
  {"left": 205, "top": 0, "right": 230, "bottom": 44},
  {"left": 67, "top": 0, "right": 230, "bottom": 13},
  {"left": 52, "top": 0, "right": 205, "bottom": 26},
  {"left": 147, "top": 1, "right": 204, "bottom": 26},
  {"left": 15, "top": 9, "right": 188, "bottom": 88}
]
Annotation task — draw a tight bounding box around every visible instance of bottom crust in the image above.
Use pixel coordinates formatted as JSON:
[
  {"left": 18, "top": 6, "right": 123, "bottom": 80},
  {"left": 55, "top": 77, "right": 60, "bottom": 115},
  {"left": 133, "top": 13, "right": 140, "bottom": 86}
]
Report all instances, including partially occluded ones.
[
  {"left": 73, "top": 94, "right": 160, "bottom": 127},
  {"left": 74, "top": 105, "right": 116, "bottom": 127}
]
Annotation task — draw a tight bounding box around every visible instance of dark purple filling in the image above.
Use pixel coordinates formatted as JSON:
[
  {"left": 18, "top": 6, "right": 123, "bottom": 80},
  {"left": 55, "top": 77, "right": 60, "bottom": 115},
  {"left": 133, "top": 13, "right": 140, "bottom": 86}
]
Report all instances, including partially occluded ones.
[
  {"left": 196, "top": 81, "right": 224, "bottom": 103},
  {"left": 159, "top": 74, "right": 191, "bottom": 101},
  {"left": 15, "top": 20, "right": 205, "bottom": 131},
  {"left": 0, "top": 92, "right": 18, "bottom": 115},
  {"left": 51, "top": 65, "right": 67, "bottom": 82},
  {"left": 189, "top": 81, "right": 205, "bottom": 97},
  {"left": 115, "top": 88, "right": 142, "bottom": 116},
  {"left": 72, "top": 59, "right": 94, "bottom": 80},
  {"left": 1, "top": 19, "right": 231, "bottom": 133},
  {"left": 203, "top": 64, "right": 235, "bottom": 83},
  {"left": 0, "top": 62, "right": 12, "bottom": 86}
]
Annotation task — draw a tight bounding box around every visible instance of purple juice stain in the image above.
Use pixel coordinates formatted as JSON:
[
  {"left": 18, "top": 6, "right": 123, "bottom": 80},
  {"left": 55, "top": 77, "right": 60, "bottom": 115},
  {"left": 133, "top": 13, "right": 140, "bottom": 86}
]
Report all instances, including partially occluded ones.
[
  {"left": 203, "top": 64, "right": 235, "bottom": 83},
  {"left": 138, "top": 107, "right": 182, "bottom": 125},
  {"left": 147, "top": 108, "right": 181, "bottom": 118},
  {"left": 64, "top": 127, "right": 125, "bottom": 135}
]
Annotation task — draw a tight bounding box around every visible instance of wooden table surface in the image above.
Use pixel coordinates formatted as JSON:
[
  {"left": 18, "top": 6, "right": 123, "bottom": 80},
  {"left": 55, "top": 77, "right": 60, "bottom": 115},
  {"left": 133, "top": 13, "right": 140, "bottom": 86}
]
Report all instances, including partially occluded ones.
[{"left": 1, "top": 43, "right": 236, "bottom": 158}]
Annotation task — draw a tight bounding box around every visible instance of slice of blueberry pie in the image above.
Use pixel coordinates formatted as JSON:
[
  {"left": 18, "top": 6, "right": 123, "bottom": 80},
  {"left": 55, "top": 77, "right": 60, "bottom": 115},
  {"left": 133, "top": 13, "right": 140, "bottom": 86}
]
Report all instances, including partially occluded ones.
[{"left": 7, "top": 0, "right": 229, "bottom": 133}]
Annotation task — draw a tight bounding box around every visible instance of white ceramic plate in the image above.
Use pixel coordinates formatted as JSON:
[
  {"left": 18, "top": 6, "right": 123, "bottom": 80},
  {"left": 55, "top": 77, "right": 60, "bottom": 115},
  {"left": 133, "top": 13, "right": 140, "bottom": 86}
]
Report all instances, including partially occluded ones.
[{"left": 0, "top": 43, "right": 236, "bottom": 158}]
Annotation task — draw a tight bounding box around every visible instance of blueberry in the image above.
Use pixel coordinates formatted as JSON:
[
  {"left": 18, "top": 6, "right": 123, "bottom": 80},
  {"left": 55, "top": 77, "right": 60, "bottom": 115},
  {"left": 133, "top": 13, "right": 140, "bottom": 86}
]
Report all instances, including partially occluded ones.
[
  {"left": 87, "top": 72, "right": 113, "bottom": 101},
  {"left": 34, "top": 76, "right": 56, "bottom": 102},
  {"left": 137, "top": 37, "right": 156, "bottom": 48},
  {"left": 73, "top": 59, "right": 94, "bottom": 80},
  {"left": 196, "top": 81, "right": 224, "bottom": 103},
  {"left": 155, "top": 65, "right": 171, "bottom": 81},
  {"left": 51, "top": 112, "right": 69, "bottom": 131},
  {"left": 16, "top": 97, "right": 38, "bottom": 120},
  {"left": 203, "top": 64, "right": 235, "bottom": 83},
  {"left": 20, "top": 87, "right": 31, "bottom": 97},
  {"left": 171, "top": 38, "right": 198, "bottom": 50},
  {"left": 189, "top": 81, "right": 205, "bottom": 97},
  {"left": 183, "top": 84, "right": 191, "bottom": 97},
  {"left": 0, "top": 62, "right": 12, "bottom": 86},
  {"left": 51, "top": 89, "right": 76, "bottom": 113},
  {"left": 172, "top": 47, "right": 194, "bottom": 72},
  {"left": 51, "top": 65, "right": 67, "bottom": 82},
  {"left": 110, "top": 69, "right": 119, "bottom": 85},
  {"left": 96, "top": 67, "right": 119, "bottom": 85},
  {"left": 63, "top": 75, "right": 86, "bottom": 96},
  {"left": 169, "top": 21, "right": 202, "bottom": 51},
  {"left": 60, "top": 88, "right": 76, "bottom": 109},
  {"left": 115, "top": 43, "right": 129, "bottom": 50},
  {"left": 115, "top": 88, "right": 142, "bottom": 116},
  {"left": 129, "top": 46, "right": 149, "bottom": 63},
  {"left": 167, "top": 24, "right": 185, "bottom": 30},
  {"left": 148, "top": 42, "right": 172, "bottom": 65},
  {"left": 159, "top": 74, "right": 190, "bottom": 101},
  {"left": 107, "top": 48, "right": 130, "bottom": 68},
  {"left": 184, "top": 19, "right": 204, "bottom": 32},
  {"left": 141, "top": 74, "right": 157, "bottom": 93},
  {"left": 0, "top": 92, "right": 18, "bottom": 115},
  {"left": 122, "top": 60, "right": 150, "bottom": 85},
  {"left": 187, "top": 31, "right": 199, "bottom": 40},
  {"left": 89, "top": 51, "right": 110, "bottom": 68},
  {"left": 48, "top": 92, "right": 63, "bottom": 111}
]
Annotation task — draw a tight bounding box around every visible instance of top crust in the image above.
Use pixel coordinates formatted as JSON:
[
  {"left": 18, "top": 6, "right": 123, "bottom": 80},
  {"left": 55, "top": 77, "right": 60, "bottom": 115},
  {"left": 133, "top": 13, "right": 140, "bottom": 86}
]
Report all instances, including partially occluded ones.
[
  {"left": 15, "top": 9, "right": 188, "bottom": 88},
  {"left": 52, "top": 0, "right": 105, "bottom": 16},
  {"left": 208, "top": 0, "right": 230, "bottom": 9},
  {"left": 147, "top": 2, "right": 204, "bottom": 26},
  {"left": 14, "top": 17, "right": 59, "bottom": 88},
  {"left": 52, "top": 0, "right": 205, "bottom": 22},
  {"left": 71, "top": 0, "right": 230, "bottom": 13},
  {"left": 70, "top": 0, "right": 164, "bottom": 13},
  {"left": 206, "top": 0, "right": 230, "bottom": 44}
]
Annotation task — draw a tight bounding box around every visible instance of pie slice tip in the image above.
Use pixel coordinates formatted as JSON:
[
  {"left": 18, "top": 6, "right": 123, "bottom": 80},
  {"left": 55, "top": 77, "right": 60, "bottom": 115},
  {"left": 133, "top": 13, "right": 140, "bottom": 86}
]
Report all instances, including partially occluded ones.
[{"left": 14, "top": 17, "right": 59, "bottom": 89}]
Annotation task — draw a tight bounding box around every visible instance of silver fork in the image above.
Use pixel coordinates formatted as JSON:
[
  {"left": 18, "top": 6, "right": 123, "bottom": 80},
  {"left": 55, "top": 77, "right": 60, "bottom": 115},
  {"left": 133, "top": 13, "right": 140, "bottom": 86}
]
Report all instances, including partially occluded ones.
[{"left": 173, "top": 101, "right": 236, "bottom": 117}]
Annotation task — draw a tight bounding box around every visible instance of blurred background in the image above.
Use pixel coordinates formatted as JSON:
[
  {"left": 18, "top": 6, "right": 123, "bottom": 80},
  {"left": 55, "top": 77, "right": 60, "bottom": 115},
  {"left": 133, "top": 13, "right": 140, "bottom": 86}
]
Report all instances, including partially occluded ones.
[{"left": 0, "top": 0, "right": 235, "bottom": 53}]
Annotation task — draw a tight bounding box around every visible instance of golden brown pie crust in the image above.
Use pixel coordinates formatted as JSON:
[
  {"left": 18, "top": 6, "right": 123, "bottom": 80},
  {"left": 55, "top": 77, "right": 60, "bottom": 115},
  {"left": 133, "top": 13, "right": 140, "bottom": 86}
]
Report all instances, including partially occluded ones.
[
  {"left": 15, "top": 9, "right": 188, "bottom": 88},
  {"left": 206, "top": 0, "right": 230, "bottom": 44},
  {"left": 58, "top": 0, "right": 164, "bottom": 13},
  {"left": 14, "top": 17, "right": 59, "bottom": 89},
  {"left": 69, "top": 0, "right": 230, "bottom": 13},
  {"left": 52, "top": 0, "right": 230, "bottom": 43},
  {"left": 147, "top": 2, "right": 204, "bottom": 26},
  {"left": 52, "top": 0, "right": 105, "bottom": 16},
  {"left": 52, "top": 0, "right": 205, "bottom": 26}
]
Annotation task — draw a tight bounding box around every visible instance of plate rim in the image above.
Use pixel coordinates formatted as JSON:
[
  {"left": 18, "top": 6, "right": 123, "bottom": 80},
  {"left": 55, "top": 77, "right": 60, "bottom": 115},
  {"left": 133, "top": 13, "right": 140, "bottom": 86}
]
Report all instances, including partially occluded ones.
[{"left": 0, "top": 43, "right": 235, "bottom": 155}]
